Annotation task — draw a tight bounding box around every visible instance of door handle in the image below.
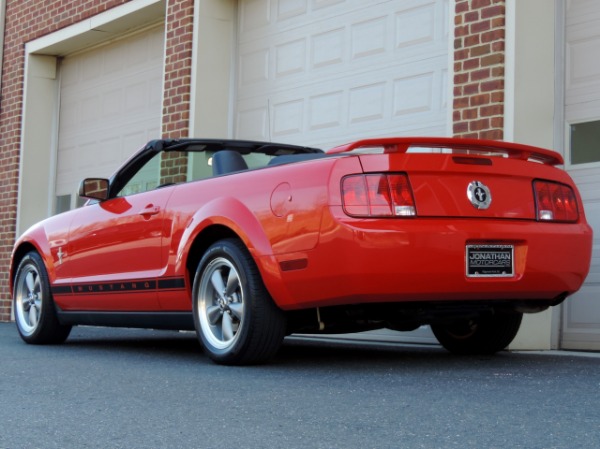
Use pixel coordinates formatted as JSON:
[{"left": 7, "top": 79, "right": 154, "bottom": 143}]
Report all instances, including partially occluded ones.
[{"left": 139, "top": 204, "right": 160, "bottom": 217}]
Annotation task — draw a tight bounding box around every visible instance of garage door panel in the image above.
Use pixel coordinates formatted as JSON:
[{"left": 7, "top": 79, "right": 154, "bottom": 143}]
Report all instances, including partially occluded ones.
[
  {"left": 237, "top": 0, "right": 449, "bottom": 148},
  {"left": 238, "top": 0, "right": 448, "bottom": 92},
  {"left": 57, "top": 26, "right": 164, "bottom": 200},
  {"left": 561, "top": 1, "right": 600, "bottom": 349},
  {"left": 563, "top": 0, "right": 600, "bottom": 349},
  {"left": 236, "top": 56, "right": 447, "bottom": 146}
]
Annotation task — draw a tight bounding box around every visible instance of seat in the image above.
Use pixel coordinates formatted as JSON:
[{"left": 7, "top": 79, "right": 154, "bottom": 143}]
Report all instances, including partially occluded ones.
[{"left": 212, "top": 150, "right": 249, "bottom": 176}]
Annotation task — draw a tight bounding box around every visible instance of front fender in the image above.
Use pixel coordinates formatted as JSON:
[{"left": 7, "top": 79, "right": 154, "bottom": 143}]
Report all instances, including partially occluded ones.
[{"left": 10, "top": 224, "right": 58, "bottom": 296}]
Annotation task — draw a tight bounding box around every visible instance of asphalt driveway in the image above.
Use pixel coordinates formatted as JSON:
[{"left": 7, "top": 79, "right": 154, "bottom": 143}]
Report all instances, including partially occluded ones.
[{"left": 0, "top": 323, "right": 598, "bottom": 449}]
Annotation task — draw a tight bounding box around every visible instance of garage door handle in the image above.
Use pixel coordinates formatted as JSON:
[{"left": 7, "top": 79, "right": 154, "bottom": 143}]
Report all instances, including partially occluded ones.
[{"left": 139, "top": 205, "right": 160, "bottom": 217}]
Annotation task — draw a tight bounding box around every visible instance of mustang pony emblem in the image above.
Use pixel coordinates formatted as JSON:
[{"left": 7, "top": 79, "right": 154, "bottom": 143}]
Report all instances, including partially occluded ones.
[{"left": 467, "top": 180, "right": 492, "bottom": 210}]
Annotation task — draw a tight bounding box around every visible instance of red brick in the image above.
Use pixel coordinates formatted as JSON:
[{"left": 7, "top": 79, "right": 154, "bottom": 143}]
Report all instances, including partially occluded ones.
[
  {"left": 480, "top": 129, "right": 503, "bottom": 140},
  {"left": 491, "top": 116, "right": 504, "bottom": 128},
  {"left": 470, "top": 93, "right": 491, "bottom": 107},
  {"left": 481, "top": 104, "right": 504, "bottom": 117},
  {"left": 482, "top": 29, "right": 504, "bottom": 43},
  {"left": 491, "top": 16, "right": 505, "bottom": 28},
  {"left": 482, "top": 5, "right": 504, "bottom": 19},
  {"left": 464, "top": 34, "right": 480, "bottom": 47},
  {"left": 454, "top": 96, "right": 470, "bottom": 109},
  {"left": 481, "top": 53, "right": 504, "bottom": 66},
  {"left": 455, "top": 25, "right": 469, "bottom": 37},
  {"left": 472, "top": 0, "right": 492, "bottom": 8},
  {"left": 491, "top": 40, "right": 505, "bottom": 52},
  {"left": 455, "top": 49, "right": 470, "bottom": 61},
  {"left": 481, "top": 79, "right": 504, "bottom": 92},
  {"left": 455, "top": 0, "right": 470, "bottom": 14},
  {"left": 470, "top": 118, "right": 490, "bottom": 131},
  {"left": 470, "top": 68, "right": 491, "bottom": 81},
  {"left": 465, "top": 11, "right": 479, "bottom": 23},
  {"left": 491, "top": 91, "right": 504, "bottom": 103},
  {"left": 471, "top": 20, "right": 491, "bottom": 34},
  {"left": 462, "top": 108, "right": 479, "bottom": 120},
  {"left": 453, "top": 122, "right": 469, "bottom": 134},
  {"left": 470, "top": 44, "right": 491, "bottom": 57},
  {"left": 463, "top": 58, "right": 480, "bottom": 71},
  {"left": 464, "top": 83, "right": 480, "bottom": 95},
  {"left": 454, "top": 73, "right": 469, "bottom": 85},
  {"left": 491, "top": 66, "right": 504, "bottom": 77}
]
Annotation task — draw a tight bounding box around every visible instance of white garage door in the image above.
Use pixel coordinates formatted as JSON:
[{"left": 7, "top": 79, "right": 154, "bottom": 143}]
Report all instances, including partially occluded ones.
[
  {"left": 561, "top": 1, "right": 600, "bottom": 350},
  {"left": 235, "top": 0, "right": 449, "bottom": 345},
  {"left": 235, "top": 0, "right": 449, "bottom": 149},
  {"left": 56, "top": 26, "right": 165, "bottom": 212}
]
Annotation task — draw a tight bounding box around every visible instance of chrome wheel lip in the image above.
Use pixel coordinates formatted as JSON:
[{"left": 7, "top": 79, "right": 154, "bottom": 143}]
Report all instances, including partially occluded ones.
[
  {"left": 197, "top": 257, "right": 245, "bottom": 350},
  {"left": 14, "top": 266, "right": 42, "bottom": 336}
]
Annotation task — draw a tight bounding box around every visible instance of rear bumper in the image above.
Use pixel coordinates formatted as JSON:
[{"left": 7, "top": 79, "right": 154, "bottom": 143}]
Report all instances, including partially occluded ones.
[{"left": 264, "top": 207, "right": 593, "bottom": 310}]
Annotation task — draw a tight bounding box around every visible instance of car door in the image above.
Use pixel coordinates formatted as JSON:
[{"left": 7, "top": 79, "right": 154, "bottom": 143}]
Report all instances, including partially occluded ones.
[
  {"left": 58, "top": 150, "right": 173, "bottom": 311},
  {"left": 59, "top": 187, "right": 172, "bottom": 311}
]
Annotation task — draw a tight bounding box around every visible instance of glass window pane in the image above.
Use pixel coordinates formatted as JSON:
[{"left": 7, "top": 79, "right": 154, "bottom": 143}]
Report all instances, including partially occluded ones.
[
  {"left": 570, "top": 120, "right": 600, "bottom": 165},
  {"left": 118, "top": 152, "right": 162, "bottom": 196}
]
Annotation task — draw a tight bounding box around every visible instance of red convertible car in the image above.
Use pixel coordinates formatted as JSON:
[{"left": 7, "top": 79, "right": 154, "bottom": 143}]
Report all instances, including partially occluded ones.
[{"left": 11, "top": 137, "right": 593, "bottom": 364}]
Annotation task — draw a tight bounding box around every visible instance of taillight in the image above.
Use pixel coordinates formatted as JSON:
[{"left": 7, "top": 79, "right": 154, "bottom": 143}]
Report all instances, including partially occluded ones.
[
  {"left": 342, "top": 174, "right": 416, "bottom": 217},
  {"left": 533, "top": 180, "right": 579, "bottom": 222}
]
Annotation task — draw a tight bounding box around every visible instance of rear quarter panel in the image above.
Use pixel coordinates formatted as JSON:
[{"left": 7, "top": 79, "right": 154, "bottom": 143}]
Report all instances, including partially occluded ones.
[{"left": 163, "top": 158, "right": 344, "bottom": 307}]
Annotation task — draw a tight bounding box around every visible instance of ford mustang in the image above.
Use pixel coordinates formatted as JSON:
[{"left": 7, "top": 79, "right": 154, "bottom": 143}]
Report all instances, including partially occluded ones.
[{"left": 10, "top": 137, "right": 593, "bottom": 364}]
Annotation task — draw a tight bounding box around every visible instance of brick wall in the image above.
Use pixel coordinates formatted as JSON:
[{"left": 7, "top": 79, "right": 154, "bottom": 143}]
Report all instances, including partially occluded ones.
[
  {"left": 0, "top": 0, "right": 194, "bottom": 321},
  {"left": 163, "top": 0, "right": 193, "bottom": 138},
  {"left": 453, "top": 0, "right": 505, "bottom": 140}
]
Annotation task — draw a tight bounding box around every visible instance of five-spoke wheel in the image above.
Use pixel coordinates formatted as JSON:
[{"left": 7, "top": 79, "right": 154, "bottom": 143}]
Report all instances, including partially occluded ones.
[
  {"left": 197, "top": 257, "right": 245, "bottom": 350},
  {"left": 13, "top": 251, "right": 71, "bottom": 344},
  {"left": 14, "top": 264, "right": 43, "bottom": 336},
  {"left": 192, "top": 239, "right": 286, "bottom": 365}
]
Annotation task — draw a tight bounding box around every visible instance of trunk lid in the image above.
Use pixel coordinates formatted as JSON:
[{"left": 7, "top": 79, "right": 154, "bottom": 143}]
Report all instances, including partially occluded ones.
[{"left": 329, "top": 137, "right": 572, "bottom": 220}]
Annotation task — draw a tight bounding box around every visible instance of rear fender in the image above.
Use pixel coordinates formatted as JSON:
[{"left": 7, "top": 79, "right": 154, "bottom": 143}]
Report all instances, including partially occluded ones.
[
  {"left": 175, "top": 197, "right": 272, "bottom": 262},
  {"left": 174, "top": 197, "right": 293, "bottom": 305}
]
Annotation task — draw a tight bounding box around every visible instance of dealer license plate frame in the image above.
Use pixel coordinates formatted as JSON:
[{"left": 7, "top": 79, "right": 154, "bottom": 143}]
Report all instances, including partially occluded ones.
[{"left": 466, "top": 244, "right": 514, "bottom": 278}]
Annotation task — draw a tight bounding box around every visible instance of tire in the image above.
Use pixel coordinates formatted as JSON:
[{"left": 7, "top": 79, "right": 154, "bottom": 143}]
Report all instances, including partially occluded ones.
[
  {"left": 431, "top": 312, "right": 523, "bottom": 355},
  {"left": 13, "top": 251, "right": 72, "bottom": 344},
  {"left": 192, "top": 239, "right": 286, "bottom": 365}
]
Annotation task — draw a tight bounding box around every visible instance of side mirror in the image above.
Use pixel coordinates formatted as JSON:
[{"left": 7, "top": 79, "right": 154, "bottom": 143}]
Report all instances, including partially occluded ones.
[{"left": 78, "top": 178, "right": 109, "bottom": 201}]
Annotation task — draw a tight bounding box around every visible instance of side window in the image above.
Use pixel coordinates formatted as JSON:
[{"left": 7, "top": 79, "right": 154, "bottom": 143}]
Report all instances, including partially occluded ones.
[
  {"left": 118, "top": 152, "right": 162, "bottom": 196},
  {"left": 570, "top": 120, "right": 600, "bottom": 165},
  {"left": 116, "top": 150, "right": 197, "bottom": 197}
]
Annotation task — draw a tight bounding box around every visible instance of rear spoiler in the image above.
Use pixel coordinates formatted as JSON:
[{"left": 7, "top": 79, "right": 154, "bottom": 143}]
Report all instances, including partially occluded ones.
[{"left": 327, "top": 137, "right": 564, "bottom": 166}]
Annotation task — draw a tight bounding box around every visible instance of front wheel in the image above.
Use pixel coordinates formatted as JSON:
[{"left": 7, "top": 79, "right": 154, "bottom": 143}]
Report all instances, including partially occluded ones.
[
  {"left": 431, "top": 312, "right": 523, "bottom": 355},
  {"left": 13, "top": 251, "right": 72, "bottom": 344},
  {"left": 192, "top": 239, "right": 286, "bottom": 365}
]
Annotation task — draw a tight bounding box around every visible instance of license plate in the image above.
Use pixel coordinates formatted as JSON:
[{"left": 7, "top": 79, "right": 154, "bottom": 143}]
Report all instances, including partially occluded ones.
[{"left": 466, "top": 245, "right": 514, "bottom": 278}]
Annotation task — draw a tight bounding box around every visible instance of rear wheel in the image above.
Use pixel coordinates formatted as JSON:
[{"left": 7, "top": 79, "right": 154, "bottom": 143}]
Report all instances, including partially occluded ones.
[
  {"left": 431, "top": 312, "right": 523, "bottom": 355},
  {"left": 13, "top": 251, "right": 72, "bottom": 344},
  {"left": 192, "top": 239, "right": 286, "bottom": 365}
]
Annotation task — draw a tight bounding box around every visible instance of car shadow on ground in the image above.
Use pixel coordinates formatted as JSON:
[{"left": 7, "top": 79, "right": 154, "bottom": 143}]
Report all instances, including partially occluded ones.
[{"left": 51, "top": 325, "right": 523, "bottom": 371}]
